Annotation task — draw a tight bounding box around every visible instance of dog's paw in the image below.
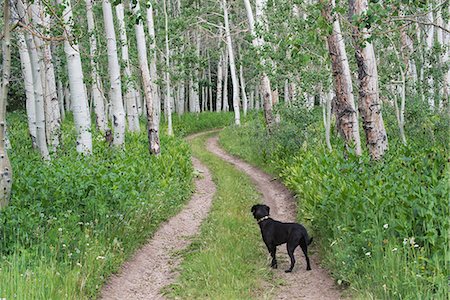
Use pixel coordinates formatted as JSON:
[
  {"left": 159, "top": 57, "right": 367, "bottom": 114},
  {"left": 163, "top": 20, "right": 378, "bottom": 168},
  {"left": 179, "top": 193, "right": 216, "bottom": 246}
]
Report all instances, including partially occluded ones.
[
  {"left": 284, "top": 269, "right": 292, "bottom": 273},
  {"left": 271, "top": 264, "right": 278, "bottom": 269}
]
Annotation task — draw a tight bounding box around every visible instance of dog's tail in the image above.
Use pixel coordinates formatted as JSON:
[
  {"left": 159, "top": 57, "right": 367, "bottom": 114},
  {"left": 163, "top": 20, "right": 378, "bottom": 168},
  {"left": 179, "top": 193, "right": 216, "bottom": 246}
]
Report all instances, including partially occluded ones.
[{"left": 308, "top": 237, "right": 313, "bottom": 245}]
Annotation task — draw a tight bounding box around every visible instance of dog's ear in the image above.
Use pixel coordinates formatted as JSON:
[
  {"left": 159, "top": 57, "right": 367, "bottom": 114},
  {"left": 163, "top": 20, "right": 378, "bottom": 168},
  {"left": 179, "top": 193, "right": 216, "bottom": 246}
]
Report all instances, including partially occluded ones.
[
  {"left": 264, "top": 205, "right": 270, "bottom": 215},
  {"left": 251, "top": 205, "right": 257, "bottom": 213}
]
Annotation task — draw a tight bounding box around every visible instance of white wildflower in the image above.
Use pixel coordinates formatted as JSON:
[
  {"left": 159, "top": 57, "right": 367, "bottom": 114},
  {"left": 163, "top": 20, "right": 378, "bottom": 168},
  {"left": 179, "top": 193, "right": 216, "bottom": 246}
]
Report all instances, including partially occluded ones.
[{"left": 383, "top": 224, "right": 389, "bottom": 229}]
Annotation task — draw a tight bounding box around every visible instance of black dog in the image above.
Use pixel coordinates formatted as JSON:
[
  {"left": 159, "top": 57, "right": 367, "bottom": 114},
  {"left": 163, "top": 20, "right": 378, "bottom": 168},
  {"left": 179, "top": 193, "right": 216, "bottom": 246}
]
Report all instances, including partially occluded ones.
[{"left": 251, "top": 204, "right": 312, "bottom": 273}]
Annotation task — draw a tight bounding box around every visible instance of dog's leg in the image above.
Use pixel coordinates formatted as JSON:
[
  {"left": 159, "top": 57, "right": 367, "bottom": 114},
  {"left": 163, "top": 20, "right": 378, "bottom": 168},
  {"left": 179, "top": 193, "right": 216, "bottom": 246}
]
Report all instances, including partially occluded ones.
[
  {"left": 285, "top": 242, "right": 298, "bottom": 273},
  {"left": 268, "top": 246, "right": 277, "bottom": 269},
  {"left": 299, "top": 239, "right": 312, "bottom": 271}
]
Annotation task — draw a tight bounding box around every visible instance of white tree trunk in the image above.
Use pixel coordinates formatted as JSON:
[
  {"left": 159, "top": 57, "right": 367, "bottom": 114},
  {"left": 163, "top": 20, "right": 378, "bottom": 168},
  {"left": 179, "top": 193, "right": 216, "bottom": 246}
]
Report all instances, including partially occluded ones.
[
  {"left": 58, "top": 0, "right": 92, "bottom": 154},
  {"left": 86, "top": 0, "right": 107, "bottom": 133},
  {"left": 244, "top": 0, "right": 274, "bottom": 130},
  {"left": 133, "top": 1, "right": 160, "bottom": 155},
  {"left": 352, "top": 0, "right": 388, "bottom": 160},
  {"left": 436, "top": 3, "right": 449, "bottom": 108},
  {"left": 103, "top": 0, "right": 126, "bottom": 146},
  {"left": 225, "top": 21, "right": 240, "bottom": 124},
  {"left": 146, "top": 3, "right": 161, "bottom": 131},
  {"left": 18, "top": 0, "right": 49, "bottom": 159},
  {"left": 321, "top": 0, "right": 362, "bottom": 155},
  {"left": 424, "top": 4, "right": 435, "bottom": 109},
  {"left": 0, "top": 0, "right": 13, "bottom": 208},
  {"left": 222, "top": 47, "right": 229, "bottom": 111},
  {"left": 163, "top": 0, "right": 173, "bottom": 135},
  {"left": 216, "top": 43, "right": 223, "bottom": 112},
  {"left": 17, "top": 28, "right": 37, "bottom": 147},
  {"left": 177, "top": 81, "right": 185, "bottom": 115},
  {"left": 116, "top": 3, "right": 140, "bottom": 132},
  {"left": 31, "top": 2, "right": 61, "bottom": 152},
  {"left": 239, "top": 60, "right": 248, "bottom": 116}
]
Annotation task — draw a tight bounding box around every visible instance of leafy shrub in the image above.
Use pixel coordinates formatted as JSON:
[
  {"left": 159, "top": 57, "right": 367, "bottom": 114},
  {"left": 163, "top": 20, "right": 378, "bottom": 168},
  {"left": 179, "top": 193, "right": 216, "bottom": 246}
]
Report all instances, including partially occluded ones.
[
  {"left": 219, "top": 105, "right": 449, "bottom": 299},
  {"left": 0, "top": 112, "right": 229, "bottom": 299}
]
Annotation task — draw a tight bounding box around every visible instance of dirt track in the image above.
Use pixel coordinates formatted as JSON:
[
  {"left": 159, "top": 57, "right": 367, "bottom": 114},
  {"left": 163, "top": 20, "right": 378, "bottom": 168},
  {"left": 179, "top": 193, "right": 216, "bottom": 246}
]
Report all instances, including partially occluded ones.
[{"left": 100, "top": 132, "right": 343, "bottom": 299}]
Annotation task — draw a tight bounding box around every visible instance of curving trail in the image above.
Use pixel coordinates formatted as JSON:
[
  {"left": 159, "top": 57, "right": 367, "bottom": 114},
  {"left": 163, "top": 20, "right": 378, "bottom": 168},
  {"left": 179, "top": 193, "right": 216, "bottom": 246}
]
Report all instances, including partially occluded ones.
[
  {"left": 206, "top": 136, "right": 343, "bottom": 300},
  {"left": 100, "top": 131, "right": 343, "bottom": 299},
  {"left": 99, "top": 154, "right": 216, "bottom": 299}
]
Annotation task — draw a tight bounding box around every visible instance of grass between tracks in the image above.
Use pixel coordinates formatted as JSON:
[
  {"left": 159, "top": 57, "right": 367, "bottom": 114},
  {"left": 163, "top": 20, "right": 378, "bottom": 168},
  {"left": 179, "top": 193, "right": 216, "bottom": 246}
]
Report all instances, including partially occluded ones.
[{"left": 165, "top": 133, "right": 273, "bottom": 299}]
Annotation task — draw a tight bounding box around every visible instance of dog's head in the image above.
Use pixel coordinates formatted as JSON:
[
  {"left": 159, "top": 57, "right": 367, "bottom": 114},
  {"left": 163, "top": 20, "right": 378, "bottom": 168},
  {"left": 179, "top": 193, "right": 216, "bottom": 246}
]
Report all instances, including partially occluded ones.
[{"left": 251, "top": 204, "right": 270, "bottom": 220}]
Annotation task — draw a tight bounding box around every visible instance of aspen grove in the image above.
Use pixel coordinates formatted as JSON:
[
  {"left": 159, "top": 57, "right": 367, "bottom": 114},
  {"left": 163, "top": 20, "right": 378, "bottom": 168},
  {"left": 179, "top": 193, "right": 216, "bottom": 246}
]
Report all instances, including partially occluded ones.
[{"left": 0, "top": 0, "right": 448, "bottom": 298}]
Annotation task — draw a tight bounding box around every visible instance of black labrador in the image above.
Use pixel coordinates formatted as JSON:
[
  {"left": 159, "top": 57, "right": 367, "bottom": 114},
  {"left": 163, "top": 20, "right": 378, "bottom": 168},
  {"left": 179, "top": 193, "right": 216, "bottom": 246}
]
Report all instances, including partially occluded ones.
[{"left": 251, "top": 204, "right": 312, "bottom": 273}]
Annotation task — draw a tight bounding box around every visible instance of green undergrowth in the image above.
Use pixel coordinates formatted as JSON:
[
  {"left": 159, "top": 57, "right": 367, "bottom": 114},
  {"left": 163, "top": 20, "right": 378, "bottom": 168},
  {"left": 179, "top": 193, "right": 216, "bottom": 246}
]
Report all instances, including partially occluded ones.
[
  {"left": 170, "top": 111, "right": 235, "bottom": 137},
  {"left": 219, "top": 104, "right": 448, "bottom": 299},
  {"left": 0, "top": 112, "right": 233, "bottom": 299},
  {"left": 166, "top": 133, "right": 273, "bottom": 299}
]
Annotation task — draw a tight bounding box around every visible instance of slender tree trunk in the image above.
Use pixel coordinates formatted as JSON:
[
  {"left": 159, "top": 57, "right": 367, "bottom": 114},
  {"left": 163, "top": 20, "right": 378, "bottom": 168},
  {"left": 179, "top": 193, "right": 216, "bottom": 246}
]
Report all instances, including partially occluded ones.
[
  {"left": 16, "top": 25, "right": 37, "bottom": 147},
  {"left": 239, "top": 57, "right": 248, "bottom": 117},
  {"left": 222, "top": 49, "right": 229, "bottom": 112},
  {"left": 86, "top": 0, "right": 107, "bottom": 133},
  {"left": 56, "top": 0, "right": 92, "bottom": 154},
  {"left": 351, "top": 0, "right": 388, "bottom": 160},
  {"left": 222, "top": 0, "right": 240, "bottom": 125},
  {"left": 103, "top": 0, "right": 126, "bottom": 146},
  {"left": 147, "top": 2, "right": 161, "bottom": 132},
  {"left": 436, "top": 3, "right": 449, "bottom": 108},
  {"left": 208, "top": 54, "right": 213, "bottom": 111},
  {"left": 216, "top": 42, "right": 223, "bottom": 112},
  {"left": 244, "top": 0, "right": 274, "bottom": 130},
  {"left": 18, "top": 0, "right": 50, "bottom": 159},
  {"left": 424, "top": 3, "right": 435, "bottom": 109},
  {"left": 133, "top": 1, "right": 160, "bottom": 155},
  {"left": 321, "top": 0, "right": 362, "bottom": 155},
  {"left": 0, "top": 0, "right": 13, "bottom": 208},
  {"left": 116, "top": 3, "right": 140, "bottom": 132},
  {"left": 163, "top": 0, "right": 173, "bottom": 135}
]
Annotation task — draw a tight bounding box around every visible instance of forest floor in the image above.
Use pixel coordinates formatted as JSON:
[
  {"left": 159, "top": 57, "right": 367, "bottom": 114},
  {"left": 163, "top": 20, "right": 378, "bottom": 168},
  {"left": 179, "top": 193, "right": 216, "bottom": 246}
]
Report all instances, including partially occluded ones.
[{"left": 99, "top": 131, "right": 343, "bottom": 299}]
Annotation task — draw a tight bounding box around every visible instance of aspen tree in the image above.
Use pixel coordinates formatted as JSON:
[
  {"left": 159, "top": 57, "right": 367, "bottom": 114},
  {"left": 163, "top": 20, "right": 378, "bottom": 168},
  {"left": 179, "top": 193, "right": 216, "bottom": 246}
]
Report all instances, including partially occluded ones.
[
  {"left": 86, "top": 0, "right": 107, "bottom": 132},
  {"left": 56, "top": 0, "right": 92, "bottom": 154},
  {"left": 103, "top": 0, "right": 126, "bottom": 146},
  {"left": 351, "top": 0, "right": 388, "bottom": 160},
  {"left": 222, "top": 0, "right": 240, "bottom": 125},
  {"left": 132, "top": 1, "right": 160, "bottom": 155},
  {"left": 321, "top": 0, "right": 362, "bottom": 155},
  {"left": 243, "top": 0, "right": 274, "bottom": 130},
  {"left": 116, "top": 3, "right": 140, "bottom": 132},
  {"left": 0, "top": 0, "right": 13, "bottom": 208},
  {"left": 163, "top": 0, "right": 173, "bottom": 135}
]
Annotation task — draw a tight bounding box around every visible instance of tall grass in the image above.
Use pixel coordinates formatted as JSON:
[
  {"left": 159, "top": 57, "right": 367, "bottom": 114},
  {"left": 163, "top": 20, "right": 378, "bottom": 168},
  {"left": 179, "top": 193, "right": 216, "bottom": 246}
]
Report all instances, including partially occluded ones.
[
  {"left": 0, "top": 112, "right": 233, "bottom": 299},
  {"left": 219, "top": 104, "right": 448, "bottom": 299}
]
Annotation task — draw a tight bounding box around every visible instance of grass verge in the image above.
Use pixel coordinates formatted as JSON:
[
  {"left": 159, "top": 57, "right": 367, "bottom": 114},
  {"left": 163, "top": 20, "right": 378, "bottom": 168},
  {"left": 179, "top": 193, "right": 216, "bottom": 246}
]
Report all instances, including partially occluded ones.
[{"left": 165, "top": 133, "right": 273, "bottom": 299}]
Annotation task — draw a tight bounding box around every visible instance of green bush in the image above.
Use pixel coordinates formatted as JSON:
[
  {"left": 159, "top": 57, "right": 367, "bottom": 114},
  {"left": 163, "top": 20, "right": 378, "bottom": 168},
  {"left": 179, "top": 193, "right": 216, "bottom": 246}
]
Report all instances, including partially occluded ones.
[
  {"left": 220, "top": 105, "right": 449, "bottom": 299},
  {"left": 0, "top": 112, "right": 230, "bottom": 299}
]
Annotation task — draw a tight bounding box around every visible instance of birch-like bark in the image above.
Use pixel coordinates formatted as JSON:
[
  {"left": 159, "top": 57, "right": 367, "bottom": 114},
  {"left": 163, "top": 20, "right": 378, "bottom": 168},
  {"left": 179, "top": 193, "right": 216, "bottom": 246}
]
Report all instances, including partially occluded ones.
[
  {"left": 116, "top": 3, "right": 140, "bottom": 132},
  {"left": 208, "top": 54, "right": 213, "bottom": 111},
  {"left": 16, "top": 24, "right": 37, "bottom": 147},
  {"left": 222, "top": 0, "right": 241, "bottom": 125},
  {"left": 146, "top": 2, "right": 161, "bottom": 130},
  {"left": 249, "top": 90, "right": 254, "bottom": 110},
  {"left": 424, "top": 4, "right": 435, "bottom": 109},
  {"left": 244, "top": 0, "right": 274, "bottom": 130},
  {"left": 58, "top": 0, "right": 92, "bottom": 154},
  {"left": 436, "top": 3, "right": 449, "bottom": 108},
  {"left": 31, "top": 2, "right": 61, "bottom": 152},
  {"left": 18, "top": 0, "right": 49, "bottom": 158},
  {"left": 0, "top": 0, "right": 13, "bottom": 208},
  {"left": 239, "top": 58, "right": 248, "bottom": 116},
  {"left": 86, "top": 0, "right": 107, "bottom": 132},
  {"left": 216, "top": 28, "right": 224, "bottom": 112},
  {"left": 103, "top": 0, "right": 126, "bottom": 146},
  {"left": 321, "top": 0, "right": 362, "bottom": 155},
  {"left": 222, "top": 49, "right": 229, "bottom": 112},
  {"left": 351, "top": 0, "right": 388, "bottom": 160},
  {"left": 177, "top": 82, "right": 185, "bottom": 115},
  {"left": 163, "top": 0, "right": 173, "bottom": 135},
  {"left": 133, "top": 1, "right": 160, "bottom": 155}
]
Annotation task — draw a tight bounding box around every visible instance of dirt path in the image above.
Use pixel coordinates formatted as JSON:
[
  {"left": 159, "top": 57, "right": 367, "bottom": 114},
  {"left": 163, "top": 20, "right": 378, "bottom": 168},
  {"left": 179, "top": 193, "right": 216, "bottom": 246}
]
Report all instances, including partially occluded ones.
[
  {"left": 100, "top": 131, "right": 342, "bottom": 299},
  {"left": 206, "top": 136, "right": 343, "bottom": 300},
  {"left": 99, "top": 155, "right": 216, "bottom": 300}
]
